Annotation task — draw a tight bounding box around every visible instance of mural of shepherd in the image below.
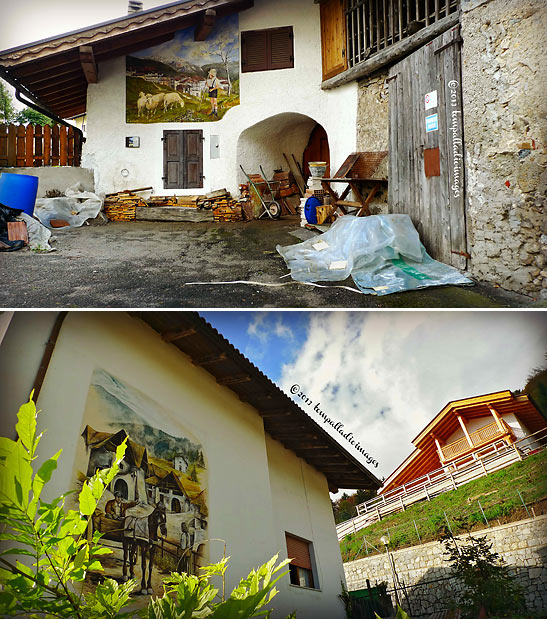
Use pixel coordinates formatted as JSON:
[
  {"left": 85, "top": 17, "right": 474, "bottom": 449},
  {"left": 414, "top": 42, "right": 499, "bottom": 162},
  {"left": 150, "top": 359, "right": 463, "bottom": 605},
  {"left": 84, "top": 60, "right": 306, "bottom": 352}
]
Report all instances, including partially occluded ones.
[
  {"left": 126, "top": 14, "right": 240, "bottom": 123},
  {"left": 73, "top": 369, "right": 208, "bottom": 598}
]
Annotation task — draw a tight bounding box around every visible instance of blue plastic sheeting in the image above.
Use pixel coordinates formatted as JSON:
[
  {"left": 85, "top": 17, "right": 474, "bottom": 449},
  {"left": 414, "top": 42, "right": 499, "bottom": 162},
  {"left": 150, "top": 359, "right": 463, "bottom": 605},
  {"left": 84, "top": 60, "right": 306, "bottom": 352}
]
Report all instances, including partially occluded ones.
[{"left": 276, "top": 215, "right": 473, "bottom": 295}]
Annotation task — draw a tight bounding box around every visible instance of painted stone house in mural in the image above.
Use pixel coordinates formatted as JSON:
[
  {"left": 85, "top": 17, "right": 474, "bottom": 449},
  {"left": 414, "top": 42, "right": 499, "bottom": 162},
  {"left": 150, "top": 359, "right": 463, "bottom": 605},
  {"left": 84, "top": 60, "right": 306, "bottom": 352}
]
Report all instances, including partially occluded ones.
[
  {"left": 0, "top": 0, "right": 543, "bottom": 296},
  {"left": 0, "top": 311, "right": 380, "bottom": 618}
]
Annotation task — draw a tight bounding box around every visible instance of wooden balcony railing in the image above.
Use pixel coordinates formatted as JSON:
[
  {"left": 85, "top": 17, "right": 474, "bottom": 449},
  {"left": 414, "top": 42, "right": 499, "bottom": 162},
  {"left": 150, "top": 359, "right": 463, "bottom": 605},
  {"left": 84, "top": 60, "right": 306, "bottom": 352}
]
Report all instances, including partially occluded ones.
[
  {"left": 440, "top": 421, "right": 511, "bottom": 461},
  {"left": 345, "top": 0, "right": 460, "bottom": 68}
]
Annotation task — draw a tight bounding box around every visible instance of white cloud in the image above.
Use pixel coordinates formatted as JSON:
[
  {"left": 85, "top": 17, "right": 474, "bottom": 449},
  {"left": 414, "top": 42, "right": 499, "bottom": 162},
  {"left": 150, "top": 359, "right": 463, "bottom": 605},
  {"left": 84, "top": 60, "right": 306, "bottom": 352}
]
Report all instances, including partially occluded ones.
[{"left": 279, "top": 311, "right": 547, "bottom": 484}]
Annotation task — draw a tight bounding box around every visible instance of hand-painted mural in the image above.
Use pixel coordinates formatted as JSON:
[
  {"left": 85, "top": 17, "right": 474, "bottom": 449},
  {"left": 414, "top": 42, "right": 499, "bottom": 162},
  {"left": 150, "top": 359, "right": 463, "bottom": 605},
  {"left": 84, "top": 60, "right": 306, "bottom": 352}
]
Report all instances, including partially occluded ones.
[
  {"left": 126, "top": 14, "right": 240, "bottom": 123},
  {"left": 74, "top": 369, "right": 208, "bottom": 596}
]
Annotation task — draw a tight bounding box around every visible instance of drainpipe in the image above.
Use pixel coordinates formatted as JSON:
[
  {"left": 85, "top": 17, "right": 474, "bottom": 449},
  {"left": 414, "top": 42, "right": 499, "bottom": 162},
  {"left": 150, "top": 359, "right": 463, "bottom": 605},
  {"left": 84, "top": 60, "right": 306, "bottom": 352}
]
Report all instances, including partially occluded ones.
[
  {"left": 0, "top": 67, "right": 85, "bottom": 144},
  {"left": 32, "top": 312, "right": 68, "bottom": 403}
]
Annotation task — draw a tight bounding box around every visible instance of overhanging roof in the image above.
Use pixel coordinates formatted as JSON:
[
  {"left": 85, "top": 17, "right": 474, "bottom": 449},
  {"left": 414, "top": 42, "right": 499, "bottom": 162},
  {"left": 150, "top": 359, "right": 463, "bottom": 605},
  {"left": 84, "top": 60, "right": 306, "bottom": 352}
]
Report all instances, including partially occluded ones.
[
  {"left": 0, "top": 0, "right": 252, "bottom": 119},
  {"left": 380, "top": 390, "right": 546, "bottom": 493},
  {"left": 129, "top": 311, "right": 381, "bottom": 493}
]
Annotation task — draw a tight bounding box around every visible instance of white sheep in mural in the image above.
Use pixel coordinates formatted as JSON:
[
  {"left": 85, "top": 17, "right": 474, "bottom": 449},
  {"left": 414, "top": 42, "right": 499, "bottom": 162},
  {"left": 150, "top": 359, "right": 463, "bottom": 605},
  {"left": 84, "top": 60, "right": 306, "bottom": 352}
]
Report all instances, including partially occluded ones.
[
  {"left": 145, "top": 93, "right": 165, "bottom": 117},
  {"left": 137, "top": 92, "right": 148, "bottom": 117},
  {"left": 164, "top": 92, "right": 185, "bottom": 112}
]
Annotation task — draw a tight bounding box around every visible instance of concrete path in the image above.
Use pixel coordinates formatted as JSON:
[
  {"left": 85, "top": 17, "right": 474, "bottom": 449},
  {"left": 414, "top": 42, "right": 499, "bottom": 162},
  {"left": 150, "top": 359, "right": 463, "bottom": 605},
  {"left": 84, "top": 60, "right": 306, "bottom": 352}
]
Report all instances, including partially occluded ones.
[{"left": 0, "top": 218, "right": 535, "bottom": 308}]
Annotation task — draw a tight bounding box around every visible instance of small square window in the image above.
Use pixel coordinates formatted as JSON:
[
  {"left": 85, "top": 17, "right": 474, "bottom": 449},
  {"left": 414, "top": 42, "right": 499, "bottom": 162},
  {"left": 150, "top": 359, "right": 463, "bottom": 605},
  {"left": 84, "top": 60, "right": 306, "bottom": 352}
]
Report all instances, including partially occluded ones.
[
  {"left": 285, "top": 532, "right": 318, "bottom": 590},
  {"left": 241, "top": 27, "right": 294, "bottom": 73}
]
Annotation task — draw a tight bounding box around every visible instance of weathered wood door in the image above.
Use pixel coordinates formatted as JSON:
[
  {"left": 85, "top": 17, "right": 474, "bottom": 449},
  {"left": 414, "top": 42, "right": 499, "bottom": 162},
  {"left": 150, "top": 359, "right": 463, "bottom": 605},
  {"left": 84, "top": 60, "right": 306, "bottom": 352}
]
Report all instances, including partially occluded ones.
[
  {"left": 320, "top": 0, "right": 347, "bottom": 80},
  {"left": 163, "top": 130, "right": 203, "bottom": 189},
  {"left": 388, "top": 26, "right": 467, "bottom": 268}
]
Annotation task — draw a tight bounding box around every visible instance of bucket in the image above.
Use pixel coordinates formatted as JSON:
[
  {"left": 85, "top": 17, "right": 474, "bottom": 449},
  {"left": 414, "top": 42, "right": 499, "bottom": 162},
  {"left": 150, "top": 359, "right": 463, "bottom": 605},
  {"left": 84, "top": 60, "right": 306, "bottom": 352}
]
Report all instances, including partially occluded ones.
[
  {"left": 0, "top": 173, "right": 39, "bottom": 216},
  {"left": 304, "top": 196, "right": 321, "bottom": 224},
  {"left": 308, "top": 161, "right": 327, "bottom": 178}
]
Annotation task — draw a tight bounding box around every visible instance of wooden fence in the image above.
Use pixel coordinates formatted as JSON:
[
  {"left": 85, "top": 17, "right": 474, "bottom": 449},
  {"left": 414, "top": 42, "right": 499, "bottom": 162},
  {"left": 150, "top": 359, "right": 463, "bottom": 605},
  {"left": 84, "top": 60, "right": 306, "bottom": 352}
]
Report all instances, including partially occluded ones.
[{"left": 0, "top": 124, "right": 82, "bottom": 168}]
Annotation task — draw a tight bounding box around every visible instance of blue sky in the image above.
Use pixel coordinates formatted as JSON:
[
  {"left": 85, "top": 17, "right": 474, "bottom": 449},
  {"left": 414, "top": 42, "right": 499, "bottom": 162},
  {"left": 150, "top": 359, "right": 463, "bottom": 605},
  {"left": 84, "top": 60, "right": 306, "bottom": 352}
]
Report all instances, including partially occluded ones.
[{"left": 202, "top": 311, "right": 547, "bottom": 490}]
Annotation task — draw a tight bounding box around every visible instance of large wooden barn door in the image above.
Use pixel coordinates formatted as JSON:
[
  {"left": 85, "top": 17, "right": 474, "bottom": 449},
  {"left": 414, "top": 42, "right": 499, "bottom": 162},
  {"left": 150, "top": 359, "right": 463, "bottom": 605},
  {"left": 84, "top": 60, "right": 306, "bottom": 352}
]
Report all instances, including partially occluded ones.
[{"left": 388, "top": 26, "right": 467, "bottom": 269}]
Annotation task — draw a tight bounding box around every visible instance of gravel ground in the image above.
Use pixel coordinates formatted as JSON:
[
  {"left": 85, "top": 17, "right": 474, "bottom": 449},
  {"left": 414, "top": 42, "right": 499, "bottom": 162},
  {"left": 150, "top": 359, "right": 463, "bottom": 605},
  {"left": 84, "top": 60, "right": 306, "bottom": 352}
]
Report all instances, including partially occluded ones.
[{"left": 0, "top": 218, "right": 537, "bottom": 308}]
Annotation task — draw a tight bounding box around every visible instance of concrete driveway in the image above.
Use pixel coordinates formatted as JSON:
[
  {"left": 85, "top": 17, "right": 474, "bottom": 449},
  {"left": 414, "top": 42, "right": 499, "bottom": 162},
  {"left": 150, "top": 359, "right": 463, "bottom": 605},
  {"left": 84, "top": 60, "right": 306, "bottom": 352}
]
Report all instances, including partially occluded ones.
[{"left": 0, "top": 218, "right": 535, "bottom": 308}]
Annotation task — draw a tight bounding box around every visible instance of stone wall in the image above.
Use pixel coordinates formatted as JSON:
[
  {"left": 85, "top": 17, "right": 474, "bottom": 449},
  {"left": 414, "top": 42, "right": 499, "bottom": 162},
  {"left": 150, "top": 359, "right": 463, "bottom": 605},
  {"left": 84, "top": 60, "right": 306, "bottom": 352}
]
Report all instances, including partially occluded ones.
[
  {"left": 356, "top": 72, "right": 390, "bottom": 214},
  {"left": 461, "top": 0, "right": 547, "bottom": 298},
  {"left": 344, "top": 515, "right": 547, "bottom": 616}
]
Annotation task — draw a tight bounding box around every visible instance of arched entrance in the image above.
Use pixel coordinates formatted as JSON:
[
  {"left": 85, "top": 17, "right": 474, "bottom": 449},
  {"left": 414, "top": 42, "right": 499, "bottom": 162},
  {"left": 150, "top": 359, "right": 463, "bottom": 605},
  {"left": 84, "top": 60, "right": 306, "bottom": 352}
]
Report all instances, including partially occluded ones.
[
  {"left": 237, "top": 113, "right": 329, "bottom": 183},
  {"left": 171, "top": 497, "right": 181, "bottom": 513},
  {"left": 303, "top": 124, "right": 330, "bottom": 178},
  {"left": 114, "top": 478, "right": 128, "bottom": 500}
]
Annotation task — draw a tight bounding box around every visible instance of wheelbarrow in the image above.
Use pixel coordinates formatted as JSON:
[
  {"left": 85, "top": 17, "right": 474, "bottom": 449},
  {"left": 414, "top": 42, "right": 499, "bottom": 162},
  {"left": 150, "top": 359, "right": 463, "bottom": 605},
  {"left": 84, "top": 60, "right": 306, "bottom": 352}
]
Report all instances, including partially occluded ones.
[{"left": 240, "top": 165, "right": 281, "bottom": 219}]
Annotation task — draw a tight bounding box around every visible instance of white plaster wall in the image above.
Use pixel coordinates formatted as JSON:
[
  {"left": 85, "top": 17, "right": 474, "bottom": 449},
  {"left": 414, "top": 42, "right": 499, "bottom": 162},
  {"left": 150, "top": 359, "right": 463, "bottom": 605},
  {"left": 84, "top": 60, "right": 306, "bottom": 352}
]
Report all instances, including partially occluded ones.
[
  {"left": 0, "top": 312, "right": 346, "bottom": 618},
  {"left": 82, "top": 0, "right": 358, "bottom": 195},
  {"left": 265, "top": 435, "right": 347, "bottom": 619}
]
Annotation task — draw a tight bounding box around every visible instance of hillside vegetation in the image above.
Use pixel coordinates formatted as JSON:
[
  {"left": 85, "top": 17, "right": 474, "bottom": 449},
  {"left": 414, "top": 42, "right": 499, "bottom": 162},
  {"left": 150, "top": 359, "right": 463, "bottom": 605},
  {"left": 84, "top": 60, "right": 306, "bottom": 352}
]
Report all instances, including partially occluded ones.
[{"left": 341, "top": 449, "right": 547, "bottom": 562}]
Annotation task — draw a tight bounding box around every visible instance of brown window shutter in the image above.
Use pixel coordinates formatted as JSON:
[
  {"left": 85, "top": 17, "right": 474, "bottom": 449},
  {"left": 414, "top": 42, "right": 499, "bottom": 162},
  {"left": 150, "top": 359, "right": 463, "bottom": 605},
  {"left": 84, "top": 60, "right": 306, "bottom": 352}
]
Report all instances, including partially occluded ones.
[
  {"left": 242, "top": 27, "right": 294, "bottom": 73},
  {"left": 163, "top": 131, "right": 183, "bottom": 190},
  {"left": 269, "top": 27, "right": 294, "bottom": 70},
  {"left": 184, "top": 130, "right": 203, "bottom": 189},
  {"left": 285, "top": 533, "right": 312, "bottom": 570},
  {"left": 163, "top": 130, "right": 203, "bottom": 189},
  {"left": 242, "top": 30, "right": 269, "bottom": 72},
  {"left": 320, "top": 0, "right": 347, "bottom": 80}
]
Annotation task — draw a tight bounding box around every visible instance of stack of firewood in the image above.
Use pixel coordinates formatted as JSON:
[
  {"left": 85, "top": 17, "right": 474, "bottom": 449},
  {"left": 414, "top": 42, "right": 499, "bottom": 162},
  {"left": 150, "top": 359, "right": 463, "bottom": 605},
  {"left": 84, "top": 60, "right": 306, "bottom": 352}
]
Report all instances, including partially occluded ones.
[
  {"left": 213, "top": 199, "right": 242, "bottom": 222},
  {"left": 273, "top": 171, "right": 299, "bottom": 198},
  {"left": 146, "top": 196, "right": 177, "bottom": 207},
  {"left": 103, "top": 192, "right": 147, "bottom": 221}
]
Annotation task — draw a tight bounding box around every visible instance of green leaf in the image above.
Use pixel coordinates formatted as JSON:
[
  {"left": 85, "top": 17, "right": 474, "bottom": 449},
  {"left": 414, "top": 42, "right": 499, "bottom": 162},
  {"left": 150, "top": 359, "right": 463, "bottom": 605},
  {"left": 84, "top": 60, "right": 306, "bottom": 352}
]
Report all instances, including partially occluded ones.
[
  {"left": 73, "top": 547, "right": 87, "bottom": 569},
  {"left": 16, "top": 397, "right": 37, "bottom": 456},
  {"left": 0, "top": 437, "right": 16, "bottom": 459},
  {"left": 4, "top": 441, "right": 33, "bottom": 509},
  {"left": 79, "top": 482, "right": 97, "bottom": 516}
]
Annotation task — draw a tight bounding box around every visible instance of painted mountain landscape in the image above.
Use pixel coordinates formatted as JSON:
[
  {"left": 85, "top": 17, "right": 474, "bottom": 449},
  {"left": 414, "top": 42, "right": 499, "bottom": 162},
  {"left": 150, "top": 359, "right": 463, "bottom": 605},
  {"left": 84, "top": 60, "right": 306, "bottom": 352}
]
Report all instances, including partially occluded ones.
[{"left": 126, "top": 14, "right": 240, "bottom": 123}]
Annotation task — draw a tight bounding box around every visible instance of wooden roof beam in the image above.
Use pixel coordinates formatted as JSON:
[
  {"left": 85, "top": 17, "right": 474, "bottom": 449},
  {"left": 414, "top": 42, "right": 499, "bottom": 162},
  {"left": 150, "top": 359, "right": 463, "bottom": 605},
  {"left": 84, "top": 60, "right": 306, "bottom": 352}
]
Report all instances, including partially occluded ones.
[
  {"left": 162, "top": 328, "right": 197, "bottom": 342},
  {"left": 217, "top": 373, "right": 252, "bottom": 386},
  {"left": 195, "top": 9, "right": 216, "bottom": 41},
  {"left": 194, "top": 352, "right": 228, "bottom": 366},
  {"left": 79, "top": 46, "right": 98, "bottom": 84}
]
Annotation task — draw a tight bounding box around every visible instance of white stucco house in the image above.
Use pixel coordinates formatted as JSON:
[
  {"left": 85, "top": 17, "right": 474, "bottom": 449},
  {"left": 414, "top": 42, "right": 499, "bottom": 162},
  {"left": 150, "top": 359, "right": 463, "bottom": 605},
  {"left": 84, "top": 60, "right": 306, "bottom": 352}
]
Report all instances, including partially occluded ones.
[
  {"left": 1, "top": 0, "right": 543, "bottom": 295},
  {"left": 0, "top": 311, "right": 380, "bottom": 619}
]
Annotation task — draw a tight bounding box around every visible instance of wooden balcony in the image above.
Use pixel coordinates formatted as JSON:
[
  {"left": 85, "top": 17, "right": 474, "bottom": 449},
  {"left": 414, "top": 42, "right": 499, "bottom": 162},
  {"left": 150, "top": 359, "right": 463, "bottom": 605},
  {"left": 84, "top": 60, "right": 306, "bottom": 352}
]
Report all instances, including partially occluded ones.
[{"left": 440, "top": 421, "right": 512, "bottom": 461}]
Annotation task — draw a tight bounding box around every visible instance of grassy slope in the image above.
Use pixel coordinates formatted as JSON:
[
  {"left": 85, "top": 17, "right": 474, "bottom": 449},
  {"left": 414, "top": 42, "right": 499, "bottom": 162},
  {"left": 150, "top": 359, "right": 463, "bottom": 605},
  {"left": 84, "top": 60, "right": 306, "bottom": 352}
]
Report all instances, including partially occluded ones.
[{"left": 341, "top": 449, "right": 547, "bottom": 562}]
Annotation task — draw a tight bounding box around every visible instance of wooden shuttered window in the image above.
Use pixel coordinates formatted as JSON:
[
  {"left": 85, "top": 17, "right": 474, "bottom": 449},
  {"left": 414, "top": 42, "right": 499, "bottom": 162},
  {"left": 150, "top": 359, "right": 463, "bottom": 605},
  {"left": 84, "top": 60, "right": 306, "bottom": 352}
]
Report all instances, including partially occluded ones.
[
  {"left": 241, "top": 26, "right": 294, "bottom": 73},
  {"left": 285, "top": 533, "right": 312, "bottom": 570},
  {"left": 163, "top": 130, "right": 203, "bottom": 189},
  {"left": 320, "top": 0, "right": 347, "bottom": 80}
]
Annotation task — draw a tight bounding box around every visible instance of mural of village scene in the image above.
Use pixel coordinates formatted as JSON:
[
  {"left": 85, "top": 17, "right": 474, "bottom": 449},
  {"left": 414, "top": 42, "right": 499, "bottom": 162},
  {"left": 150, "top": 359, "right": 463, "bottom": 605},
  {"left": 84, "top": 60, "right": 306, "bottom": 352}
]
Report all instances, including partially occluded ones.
[
  {"left": 74, "top": 369, "right": 208, "bottom": 596},
  {"left": 126, "top": 14, "right": 239, "bottom": 123}
]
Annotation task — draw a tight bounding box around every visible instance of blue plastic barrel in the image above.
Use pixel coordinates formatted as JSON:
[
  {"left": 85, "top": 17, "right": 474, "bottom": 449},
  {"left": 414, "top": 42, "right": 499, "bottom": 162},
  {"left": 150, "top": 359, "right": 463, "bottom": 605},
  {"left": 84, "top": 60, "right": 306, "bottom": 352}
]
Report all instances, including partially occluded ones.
[
  {"left": 304, "top": 196, "right": 321, "bottom": 224},
  {"left": 0, "top": 173, "right": 39, "bottom": 216}
]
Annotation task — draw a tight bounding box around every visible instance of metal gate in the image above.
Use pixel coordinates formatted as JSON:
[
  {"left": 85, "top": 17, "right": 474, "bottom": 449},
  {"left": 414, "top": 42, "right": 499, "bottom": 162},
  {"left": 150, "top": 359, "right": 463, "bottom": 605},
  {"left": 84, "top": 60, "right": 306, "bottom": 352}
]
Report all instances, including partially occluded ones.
[{"left": 388, "top": 25, "right": 467, "bottom": 269}]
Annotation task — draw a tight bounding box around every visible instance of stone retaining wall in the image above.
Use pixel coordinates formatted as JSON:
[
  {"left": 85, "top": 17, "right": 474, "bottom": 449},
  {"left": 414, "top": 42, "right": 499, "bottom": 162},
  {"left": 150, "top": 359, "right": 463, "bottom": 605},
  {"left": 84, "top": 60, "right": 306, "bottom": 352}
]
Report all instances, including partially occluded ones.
[
  {"left": 0, "top": 166, "right": 95, "bottom": 197},
  {"left": 344, "top": 515, "right": 547, "bottom": 616}
]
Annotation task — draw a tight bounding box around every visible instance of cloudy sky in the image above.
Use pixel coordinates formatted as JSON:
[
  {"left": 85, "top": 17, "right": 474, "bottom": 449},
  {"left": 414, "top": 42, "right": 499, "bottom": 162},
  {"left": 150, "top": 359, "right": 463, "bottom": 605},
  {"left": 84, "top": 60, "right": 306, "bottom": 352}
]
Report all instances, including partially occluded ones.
[{"left": 203, "top": 311, "right": 546, "bottom": 490}]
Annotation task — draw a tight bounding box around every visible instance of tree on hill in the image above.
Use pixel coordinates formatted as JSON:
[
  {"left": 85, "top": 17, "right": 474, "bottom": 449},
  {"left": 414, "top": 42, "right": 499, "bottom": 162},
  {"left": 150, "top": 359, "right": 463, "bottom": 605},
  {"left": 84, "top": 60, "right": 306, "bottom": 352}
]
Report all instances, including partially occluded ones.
[
  {"left": 15, "top": 107, "right": 55, "bottom": 126},
  {"left": 523, "top": 356, "right": 547, "bottom": 417},
  {"left": 0, "top": 79, "right": 16, "bottom": 124},
  {"left": 332, "top": 488, "right": 376, "bottom": 523}
]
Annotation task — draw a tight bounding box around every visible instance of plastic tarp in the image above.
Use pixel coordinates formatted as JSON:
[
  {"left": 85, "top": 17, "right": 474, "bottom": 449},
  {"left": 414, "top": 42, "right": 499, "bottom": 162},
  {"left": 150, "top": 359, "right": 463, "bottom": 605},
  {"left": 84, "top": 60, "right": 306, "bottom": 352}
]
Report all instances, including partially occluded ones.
[
  {"left": 18, "top": 212, "right": 54, "bottom": 251},
  {"left": 276, "top": 214, "right": 473, "bottom": 295},
  {"left": 34, "top": 183, "right": 103, "bottom": 229}
]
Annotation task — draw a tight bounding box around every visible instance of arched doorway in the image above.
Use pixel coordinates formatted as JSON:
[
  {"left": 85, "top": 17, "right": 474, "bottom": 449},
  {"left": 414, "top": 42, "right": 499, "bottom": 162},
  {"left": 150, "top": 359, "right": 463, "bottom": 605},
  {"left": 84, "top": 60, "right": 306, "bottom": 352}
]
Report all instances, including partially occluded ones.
[
  {"left": 114, "top": 478, "right": 128, "bottom": 500},
  {"left": 303, "top": 124, "right": 330, "bottom": 178},
  {"left": 237, "top": 113, "right": 329, "bottom": 183},
  {"left": 171, "top": 497, "right": 181, "bottom": 513}
]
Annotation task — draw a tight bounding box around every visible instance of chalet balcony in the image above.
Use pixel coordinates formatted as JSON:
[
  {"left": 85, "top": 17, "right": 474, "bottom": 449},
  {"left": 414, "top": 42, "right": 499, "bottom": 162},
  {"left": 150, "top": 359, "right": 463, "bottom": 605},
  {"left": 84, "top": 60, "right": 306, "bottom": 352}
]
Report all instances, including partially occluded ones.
[{"left": 440, "top": 421, "right": 513, "bottom": 461}]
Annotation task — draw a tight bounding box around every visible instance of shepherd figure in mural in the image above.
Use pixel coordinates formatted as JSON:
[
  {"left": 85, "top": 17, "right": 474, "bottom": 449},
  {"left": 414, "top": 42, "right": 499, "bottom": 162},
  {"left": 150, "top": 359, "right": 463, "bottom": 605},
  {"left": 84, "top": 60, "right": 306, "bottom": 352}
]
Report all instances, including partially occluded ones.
[
  {"left": 206, "top": 68, "right": 219, "bottom": 118},
  {"left": 122, "top": 502, "right": 167, "bottom": 595}
]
